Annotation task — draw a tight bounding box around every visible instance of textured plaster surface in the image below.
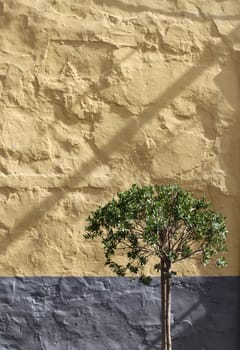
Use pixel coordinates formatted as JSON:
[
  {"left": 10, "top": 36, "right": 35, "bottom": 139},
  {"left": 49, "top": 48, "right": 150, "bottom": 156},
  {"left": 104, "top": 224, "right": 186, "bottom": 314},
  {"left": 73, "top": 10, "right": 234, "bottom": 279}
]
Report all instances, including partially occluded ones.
[
  {"left": 0, "top": 276, "right": 239, "bottom": 350},
  {"left": 0, "top": 0, "right": 239, "bottom": 275}
]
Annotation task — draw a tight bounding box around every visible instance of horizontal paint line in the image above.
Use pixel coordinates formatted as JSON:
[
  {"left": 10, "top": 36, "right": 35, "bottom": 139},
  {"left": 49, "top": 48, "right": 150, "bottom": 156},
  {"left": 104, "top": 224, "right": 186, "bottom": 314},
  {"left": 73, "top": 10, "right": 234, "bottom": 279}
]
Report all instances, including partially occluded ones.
[{"left": 0, "top": 270, "right": 239, "bottom": 277}]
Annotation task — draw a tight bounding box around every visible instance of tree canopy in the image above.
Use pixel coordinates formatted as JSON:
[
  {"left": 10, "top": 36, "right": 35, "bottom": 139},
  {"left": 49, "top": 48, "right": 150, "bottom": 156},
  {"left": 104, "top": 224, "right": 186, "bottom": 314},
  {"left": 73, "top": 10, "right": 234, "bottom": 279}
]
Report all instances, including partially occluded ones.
[{"left": 85, "top": 184, "right": 228, "bottom": 283}]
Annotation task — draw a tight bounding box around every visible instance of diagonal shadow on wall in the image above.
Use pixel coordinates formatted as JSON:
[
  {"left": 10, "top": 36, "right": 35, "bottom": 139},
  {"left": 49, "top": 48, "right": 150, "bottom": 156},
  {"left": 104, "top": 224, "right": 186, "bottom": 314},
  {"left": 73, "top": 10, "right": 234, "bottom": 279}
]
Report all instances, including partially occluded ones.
[
  {"left": 140, "top": 276, "right": 240, "bottom": 350},
  {"left": 143, "top": 300, "right": 202, "bottom": 350},
  {"left": 0, "top": 276, "right": 238, "bottom": 349},
  {"left": 3, "top": 23, "right": 240, "bottom": 256}
]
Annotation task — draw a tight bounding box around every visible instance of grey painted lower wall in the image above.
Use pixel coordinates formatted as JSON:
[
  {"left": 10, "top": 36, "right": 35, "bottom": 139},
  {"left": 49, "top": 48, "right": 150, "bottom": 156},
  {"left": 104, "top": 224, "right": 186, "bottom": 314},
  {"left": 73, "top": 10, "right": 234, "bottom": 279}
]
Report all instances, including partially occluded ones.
[{"left": 0, "top": 276, "right": 239, "bottom": 350}]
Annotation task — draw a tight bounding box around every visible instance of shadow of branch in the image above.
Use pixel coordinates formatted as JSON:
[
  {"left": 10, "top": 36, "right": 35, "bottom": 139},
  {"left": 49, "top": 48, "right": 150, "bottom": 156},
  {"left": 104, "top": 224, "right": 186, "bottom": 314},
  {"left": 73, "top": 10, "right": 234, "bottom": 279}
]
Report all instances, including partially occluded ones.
[{"left": 4, "top": 23, "right": 240, "bottom": 255}]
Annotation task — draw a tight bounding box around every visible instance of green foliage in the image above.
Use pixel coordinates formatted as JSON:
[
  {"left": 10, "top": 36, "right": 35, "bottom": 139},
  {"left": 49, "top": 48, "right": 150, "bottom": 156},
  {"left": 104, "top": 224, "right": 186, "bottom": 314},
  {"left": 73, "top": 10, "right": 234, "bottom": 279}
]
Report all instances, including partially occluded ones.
[{"left": 85, "top": 184, "right": 228, "bottom": 283}]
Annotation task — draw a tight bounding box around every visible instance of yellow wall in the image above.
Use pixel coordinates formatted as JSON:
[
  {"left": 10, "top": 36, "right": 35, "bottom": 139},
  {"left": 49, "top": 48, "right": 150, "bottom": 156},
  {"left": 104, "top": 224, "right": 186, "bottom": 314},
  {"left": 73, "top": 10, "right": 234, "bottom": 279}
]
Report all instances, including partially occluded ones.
[{"left": 0, "top": 0, "right": 239, "bottom": 276}]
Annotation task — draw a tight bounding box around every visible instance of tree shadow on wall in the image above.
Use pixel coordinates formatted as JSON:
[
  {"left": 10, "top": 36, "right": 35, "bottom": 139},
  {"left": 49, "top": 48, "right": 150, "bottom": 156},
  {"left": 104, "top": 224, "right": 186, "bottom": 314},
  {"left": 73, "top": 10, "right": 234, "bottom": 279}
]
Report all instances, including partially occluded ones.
[
  {"left": 0, "top": 276, "right": 238, "bottom": 349},
  {"left": 2, "top": 23, "right": 240, "bottom": 258},
  {"left": 144, "top": 277, "right": 240, "bottom": 350}
]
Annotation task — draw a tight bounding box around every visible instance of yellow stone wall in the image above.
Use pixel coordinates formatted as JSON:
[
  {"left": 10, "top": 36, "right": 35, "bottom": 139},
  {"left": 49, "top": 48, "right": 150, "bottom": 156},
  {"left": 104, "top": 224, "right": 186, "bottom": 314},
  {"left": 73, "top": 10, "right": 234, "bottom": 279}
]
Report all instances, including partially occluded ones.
[{"left": 0, "top": 0, "right": 239, "bottom": 276}]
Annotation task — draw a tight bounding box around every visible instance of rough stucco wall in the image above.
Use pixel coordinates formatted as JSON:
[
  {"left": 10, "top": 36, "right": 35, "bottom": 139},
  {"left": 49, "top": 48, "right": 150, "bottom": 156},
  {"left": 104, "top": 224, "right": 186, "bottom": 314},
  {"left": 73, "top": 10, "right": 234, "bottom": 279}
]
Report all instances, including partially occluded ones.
[
  {"left": 0, "top": 277, "right": 239, "bottom": 350},
  {"left": 0, "top": 0, "right": 240, "bottom": 276}
]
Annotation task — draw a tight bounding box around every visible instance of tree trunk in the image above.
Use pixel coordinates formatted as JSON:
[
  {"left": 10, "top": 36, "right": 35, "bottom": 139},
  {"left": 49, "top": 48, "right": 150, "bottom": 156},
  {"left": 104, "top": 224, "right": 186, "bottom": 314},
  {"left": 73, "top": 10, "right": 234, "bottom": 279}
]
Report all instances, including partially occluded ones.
[
  {"left": 161, "top": 259, "right": 166, "bottom": 350},
  {"left": 166, "top": 263, "right": 172, "bottom": 350},
  {"left": 160, "top": 259, "right": 172, "bottom": 350}
]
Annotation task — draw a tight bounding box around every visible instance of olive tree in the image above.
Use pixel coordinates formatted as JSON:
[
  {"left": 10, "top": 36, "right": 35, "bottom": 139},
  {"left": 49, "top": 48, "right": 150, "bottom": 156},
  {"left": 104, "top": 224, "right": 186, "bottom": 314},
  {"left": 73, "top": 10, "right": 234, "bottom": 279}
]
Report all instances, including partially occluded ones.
[{"left": 85, "top": 184, "right": 227, "bottom": 350}]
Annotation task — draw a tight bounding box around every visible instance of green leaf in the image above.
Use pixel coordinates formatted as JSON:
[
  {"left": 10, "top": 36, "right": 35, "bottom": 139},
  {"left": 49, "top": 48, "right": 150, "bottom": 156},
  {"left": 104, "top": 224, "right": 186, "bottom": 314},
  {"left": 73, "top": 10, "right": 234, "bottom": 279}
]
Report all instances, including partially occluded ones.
[
  {"left": 216, "top": 256, "right": 227, "bottom": 268},
  {"left": 154, "top": 263, "right": 161, "bottom": 272},
  {"left": 139, "top": 275, "right": 152, "bottom": 285},
  {"left": 84, "top": 183, "right": 228, "bottom": 282}
]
